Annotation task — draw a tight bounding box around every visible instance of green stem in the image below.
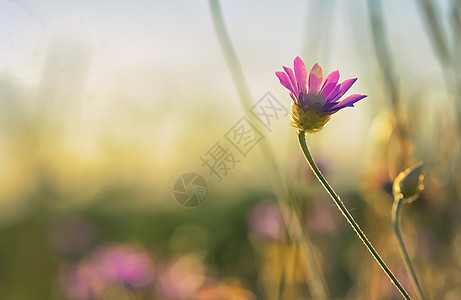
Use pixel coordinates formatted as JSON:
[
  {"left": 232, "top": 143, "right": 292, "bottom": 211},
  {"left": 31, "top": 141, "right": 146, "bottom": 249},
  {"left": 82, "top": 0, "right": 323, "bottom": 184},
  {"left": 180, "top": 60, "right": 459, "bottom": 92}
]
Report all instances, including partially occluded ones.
[
  {"left": 298, "top": 131, "right": 411, "bottom": 300},
  {"left": 392, "top": 197, "right": 426, "bottom": 300},
  {"left": 208, "top": 1, "right": 330, "bottom": 299}
]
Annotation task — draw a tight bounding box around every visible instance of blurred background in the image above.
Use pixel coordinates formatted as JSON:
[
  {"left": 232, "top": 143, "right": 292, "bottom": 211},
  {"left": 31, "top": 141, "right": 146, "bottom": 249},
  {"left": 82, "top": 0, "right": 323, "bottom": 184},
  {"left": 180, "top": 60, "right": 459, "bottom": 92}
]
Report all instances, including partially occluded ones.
[{"left": 1, "top": 0, "right": 461, "bottom": 299}]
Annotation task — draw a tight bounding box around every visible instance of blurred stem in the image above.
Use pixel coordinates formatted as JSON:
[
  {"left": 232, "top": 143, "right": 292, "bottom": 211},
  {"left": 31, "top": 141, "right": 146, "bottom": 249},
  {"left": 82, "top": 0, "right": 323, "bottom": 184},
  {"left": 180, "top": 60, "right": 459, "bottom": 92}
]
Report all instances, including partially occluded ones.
[
  {"left": 452, "top": 0, "right": 461, "bottom": 133},
  {"left": 208, "top": 0, "right": 251, "bottom": 108},
  {"left": 302, "top": 0, "right": 336, "bottom": 62},
  {"left": 367, "top": 0, "right": 410, "bottom": 170},
  {"left": 416, "top": 0, "right": 455, "bottom": 91},
  {"left": 416, "top": 0, "right": 452, "bottom": 68},
  {"left": 275, "top": 242, "right": 287, "bottom": 300},
  {"left": 416, "top": 0, "right": 461, "bottom": 131},
  {"left": 392, "top": 197, "right": 426, "bottom": 300},
  {"left": 208, "top": 1, "right": 330, "bottom": 299},
  {"left": 298, "top": 131, "right": 412, "bottom": 300}
]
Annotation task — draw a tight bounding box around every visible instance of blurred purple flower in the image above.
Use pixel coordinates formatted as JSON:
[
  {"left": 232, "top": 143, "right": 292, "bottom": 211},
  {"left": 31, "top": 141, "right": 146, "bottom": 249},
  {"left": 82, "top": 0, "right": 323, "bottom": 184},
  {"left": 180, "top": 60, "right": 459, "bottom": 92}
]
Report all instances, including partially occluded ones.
[
  {"left": 59, "top": 243, "right": 156, "bottom": 299},
  {"left": 92, "top": 245, "right": 155, "bottom": 288},
  {"left": 276, "top": 57, "right": 367, "bottom": 133},
  {"left": 307, "top": 197, "right": 338, "bottom": 234},
  {"left": 248, "top": 201, "right": 285, "bottom": 241}
]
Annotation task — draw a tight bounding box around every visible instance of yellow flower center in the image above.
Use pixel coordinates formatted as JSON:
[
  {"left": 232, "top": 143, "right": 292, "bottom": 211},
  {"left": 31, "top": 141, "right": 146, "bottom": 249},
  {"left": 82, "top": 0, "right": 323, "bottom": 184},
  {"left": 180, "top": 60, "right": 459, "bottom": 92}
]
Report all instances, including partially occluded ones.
[{"left": 290, "top": 104, "right": 331, "bottom": 133}]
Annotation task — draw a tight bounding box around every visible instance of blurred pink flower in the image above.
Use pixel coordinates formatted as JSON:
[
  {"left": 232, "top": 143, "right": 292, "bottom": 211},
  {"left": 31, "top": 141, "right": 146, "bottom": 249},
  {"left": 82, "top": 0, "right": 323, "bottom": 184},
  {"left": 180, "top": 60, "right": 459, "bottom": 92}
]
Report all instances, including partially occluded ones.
[
  {"left": 91, "top": 245, "right": 155, "bottom": 288},
  {"left": 59, "top": 243, "right": 155, "bottom": 299},
  {"left": 307, "top": 197, "right": 338, "bottom": 234},
  {"left": 248, "top": 201, "right": 285, "bottom": 241}
]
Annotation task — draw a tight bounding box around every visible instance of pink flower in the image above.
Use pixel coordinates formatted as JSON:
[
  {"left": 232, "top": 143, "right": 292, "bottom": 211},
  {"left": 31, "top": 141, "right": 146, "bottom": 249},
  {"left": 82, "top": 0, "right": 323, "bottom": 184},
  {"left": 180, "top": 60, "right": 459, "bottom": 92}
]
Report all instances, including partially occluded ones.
[
  {"left": 248, "top": 201, "right": 285, "bottom": 241},
  {"left": 92, "top": 245, "right": 155, "bottom": 288},
  {"left": 276, "top": 57, "right": 367, "bottom": 133}
]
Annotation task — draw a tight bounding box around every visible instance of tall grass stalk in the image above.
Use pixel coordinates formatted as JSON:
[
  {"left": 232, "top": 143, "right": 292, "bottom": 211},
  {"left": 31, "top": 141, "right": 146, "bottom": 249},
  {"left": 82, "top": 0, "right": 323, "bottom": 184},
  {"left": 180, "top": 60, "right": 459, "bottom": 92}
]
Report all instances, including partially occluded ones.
[
  {"left": 208, "top": 1, "right": 330, "bottom": 299},
  {"left": 367, "top": 0, "right": 411, "bottom": 170},
  {"left": 416, "top": 0, "right": 461, "bottom": 131}
]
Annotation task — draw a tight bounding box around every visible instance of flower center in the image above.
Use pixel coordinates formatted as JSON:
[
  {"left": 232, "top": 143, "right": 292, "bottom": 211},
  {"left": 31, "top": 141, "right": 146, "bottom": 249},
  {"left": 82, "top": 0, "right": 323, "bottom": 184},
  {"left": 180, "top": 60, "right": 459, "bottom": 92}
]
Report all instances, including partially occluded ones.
[{"left": 299, "top": 92, "right": 326, "bottom": 112}]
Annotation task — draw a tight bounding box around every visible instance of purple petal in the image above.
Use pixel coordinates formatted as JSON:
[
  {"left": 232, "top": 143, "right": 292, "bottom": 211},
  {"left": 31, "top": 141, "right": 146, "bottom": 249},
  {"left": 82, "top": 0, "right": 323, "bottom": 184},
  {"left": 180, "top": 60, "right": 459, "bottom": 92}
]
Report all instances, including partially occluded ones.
[
  {"left": 325, "top": 84, "right": 341, "bottom": 103},
  {"left": 320, "top": 70, "right": 340, "bottom": 98},
  {"left": 308, "top": 63, "right": 323, "bottom": 93},
  {"left": 330, "top": 94, "right": 367, "bottom": 110},
  {"left": 294, "top": 57, "right": 307, "bottom": 94},
  {"left": 289, "top": 92, "right": 297, "bottom": 105},
  {"left": 329, "top": 78, "right": 357, "bottom": 103},
  {"left": 276, "top": 72, "right": 296, "bottom": 94},
  {"left": 283, "top": 66, "right": 299, "bottom": 97}
]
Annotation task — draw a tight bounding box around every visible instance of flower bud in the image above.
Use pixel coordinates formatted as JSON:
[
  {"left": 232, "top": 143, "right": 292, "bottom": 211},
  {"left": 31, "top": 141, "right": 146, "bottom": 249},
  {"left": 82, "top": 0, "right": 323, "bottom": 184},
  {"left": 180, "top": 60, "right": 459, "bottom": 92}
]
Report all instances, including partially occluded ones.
[{"left": 392, "top": 162, "right": 424, "bottom": 202}]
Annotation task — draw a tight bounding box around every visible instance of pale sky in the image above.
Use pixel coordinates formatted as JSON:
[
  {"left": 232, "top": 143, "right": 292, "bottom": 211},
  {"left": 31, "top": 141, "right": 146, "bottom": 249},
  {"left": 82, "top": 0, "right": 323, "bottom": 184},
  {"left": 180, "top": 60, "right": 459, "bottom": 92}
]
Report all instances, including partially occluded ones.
[{"left": 0, "top": 0, "right": 454, "bottom": 184}]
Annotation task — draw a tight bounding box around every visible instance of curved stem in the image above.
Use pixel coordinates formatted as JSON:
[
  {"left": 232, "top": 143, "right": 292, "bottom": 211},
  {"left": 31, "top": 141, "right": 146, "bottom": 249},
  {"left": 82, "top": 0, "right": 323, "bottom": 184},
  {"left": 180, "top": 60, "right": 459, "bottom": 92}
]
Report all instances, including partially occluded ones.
[
  {"left": 298, "top": 131, "right": 411, "bottom": 300},
  {"left": 392, "top": 197, "right": 426, "bottom": 300},
  {"left": 208, "top": 1, "right": 330, "bottom": 299}
]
